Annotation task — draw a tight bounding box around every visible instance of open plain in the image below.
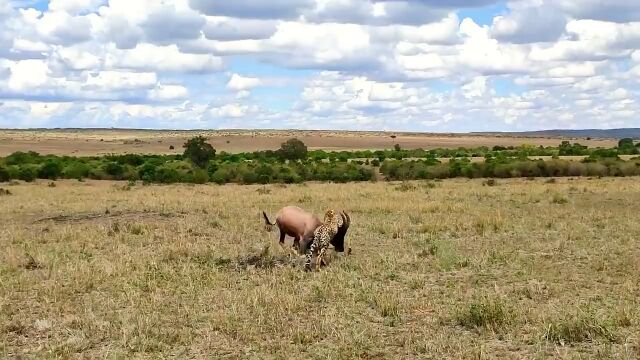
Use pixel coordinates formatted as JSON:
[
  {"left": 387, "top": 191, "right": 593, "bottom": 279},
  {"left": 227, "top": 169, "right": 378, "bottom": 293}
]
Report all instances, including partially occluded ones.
[
  {"left": 0, "top": 129, "right": 618, "bottom": 156},
  {"left": 1, "top": 177, "right": 638, "bottom": 358}
]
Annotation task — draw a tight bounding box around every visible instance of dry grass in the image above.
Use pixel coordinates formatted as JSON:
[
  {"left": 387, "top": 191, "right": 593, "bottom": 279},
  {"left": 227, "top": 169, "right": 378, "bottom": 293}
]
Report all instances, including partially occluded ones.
[
  {"left": 1, "top": 177, "right": 639, "bottom": 358},
  {"left": 0, "top": 129, "right": 617, "bottom": 156}
]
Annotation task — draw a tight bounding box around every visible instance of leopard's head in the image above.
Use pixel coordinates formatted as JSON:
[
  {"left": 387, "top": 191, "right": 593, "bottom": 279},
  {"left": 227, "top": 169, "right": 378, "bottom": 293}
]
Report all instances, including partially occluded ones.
[{"left": 324, "top": 209, "right": 336, "bottom": 223}]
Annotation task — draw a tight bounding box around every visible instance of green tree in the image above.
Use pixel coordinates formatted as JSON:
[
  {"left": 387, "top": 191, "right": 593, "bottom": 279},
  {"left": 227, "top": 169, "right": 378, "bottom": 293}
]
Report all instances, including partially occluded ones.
[
  {"left": 278, "top": 138, "right": 308, "bottom": 161},
  {"left": 38, "top": 160, "right": 63, "bottom": 180},
  {"left": 618, "top": 138, "right": 634, "bottom": 148},
  {"left": 104, "top": 162, "right": 125, "bottom": 177},
  {"left": 18, "top": 166, "right": 37, "bottom": 182},
  {"left": 617, "top": 138, "right": 638, "bottom": 155},
  {"left": 183, "top": 136, "right": 216, "bottom": 168},
  {"left": 0, "top": 166, "right": 10, "bottom": 182}
]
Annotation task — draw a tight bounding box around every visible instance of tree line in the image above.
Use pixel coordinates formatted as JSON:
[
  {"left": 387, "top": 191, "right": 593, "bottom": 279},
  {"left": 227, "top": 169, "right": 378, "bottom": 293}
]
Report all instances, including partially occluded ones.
[{"left": 1, "top": 137, "right": 639, "bottom": 184}]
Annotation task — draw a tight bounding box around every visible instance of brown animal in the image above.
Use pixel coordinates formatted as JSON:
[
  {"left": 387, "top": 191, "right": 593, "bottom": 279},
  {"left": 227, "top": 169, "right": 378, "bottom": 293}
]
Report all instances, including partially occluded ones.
[{"left": 262, "top": 206, "right": 351, "bottom": 256}]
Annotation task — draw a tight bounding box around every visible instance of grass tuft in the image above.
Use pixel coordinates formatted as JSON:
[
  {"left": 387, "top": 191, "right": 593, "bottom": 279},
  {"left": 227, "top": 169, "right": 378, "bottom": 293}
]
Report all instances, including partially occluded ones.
[
  {"left": 455, "top": 297, "right": 513, "bottom": 331},
  {"left": 543, "top": 309, "right": 618, "bottom": 345},
  {"left": 551, "top": 193, "right": 569, "bottom": 204}
]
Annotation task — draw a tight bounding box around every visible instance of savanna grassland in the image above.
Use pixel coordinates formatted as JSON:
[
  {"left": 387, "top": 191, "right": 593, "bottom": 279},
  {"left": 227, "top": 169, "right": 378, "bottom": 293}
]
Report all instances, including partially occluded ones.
[
  {"left": 1, "top": 177, "right": 639, "bottom": 359},
  {"left": 0, "top": 129, "right": 617, "bottom": 156}
]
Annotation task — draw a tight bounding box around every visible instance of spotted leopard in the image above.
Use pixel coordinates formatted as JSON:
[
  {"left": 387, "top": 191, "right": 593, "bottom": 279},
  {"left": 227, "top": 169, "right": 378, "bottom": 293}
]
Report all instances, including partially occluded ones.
[{"left": 304, "top": 209, "right": 343, "bottom": 271}]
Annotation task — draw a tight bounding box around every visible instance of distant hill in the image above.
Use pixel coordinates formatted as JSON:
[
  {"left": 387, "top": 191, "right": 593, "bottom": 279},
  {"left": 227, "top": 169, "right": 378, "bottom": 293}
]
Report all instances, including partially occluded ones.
[{"left": 473, "top": 128, "right": 640, "bottom": 140}]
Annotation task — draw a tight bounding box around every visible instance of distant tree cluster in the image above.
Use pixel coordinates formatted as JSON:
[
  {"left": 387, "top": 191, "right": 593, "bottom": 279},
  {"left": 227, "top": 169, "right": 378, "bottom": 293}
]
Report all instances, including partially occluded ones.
[{"left": 2, "top": 137, "right": 640, "bottom": 185}]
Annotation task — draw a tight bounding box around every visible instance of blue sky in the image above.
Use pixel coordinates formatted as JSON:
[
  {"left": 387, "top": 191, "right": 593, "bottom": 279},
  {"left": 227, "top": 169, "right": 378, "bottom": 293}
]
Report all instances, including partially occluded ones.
[{"left": 0, "top": 0, "right": 639, "bottom": 131}]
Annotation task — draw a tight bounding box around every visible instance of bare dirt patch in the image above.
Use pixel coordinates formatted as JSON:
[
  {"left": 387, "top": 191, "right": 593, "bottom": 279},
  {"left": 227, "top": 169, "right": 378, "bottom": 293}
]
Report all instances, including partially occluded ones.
[{"left": 33, "top": 210, "right": 185, "bottom": 225}]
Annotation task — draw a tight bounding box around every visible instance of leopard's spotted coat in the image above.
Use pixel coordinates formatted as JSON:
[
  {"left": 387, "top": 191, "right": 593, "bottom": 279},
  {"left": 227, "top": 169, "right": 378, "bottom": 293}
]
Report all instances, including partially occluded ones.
[{"left": 304, "top": 209, "right": 343, "bottom": 271}]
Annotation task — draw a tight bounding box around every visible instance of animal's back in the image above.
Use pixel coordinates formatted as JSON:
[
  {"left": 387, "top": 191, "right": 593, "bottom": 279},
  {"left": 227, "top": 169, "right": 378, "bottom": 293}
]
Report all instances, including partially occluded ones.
[{"left": 278, "top": 206, "right": 321, "bottom": 231}]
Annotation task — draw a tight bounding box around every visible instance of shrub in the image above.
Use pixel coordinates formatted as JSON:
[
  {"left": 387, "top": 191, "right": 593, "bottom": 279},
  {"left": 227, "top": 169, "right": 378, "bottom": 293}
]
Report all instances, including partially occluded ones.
[
  {"left": 138, "top": 162, "right": 159, "bottom": 182},
  {"left": 585, "top": 163, "right": 607, "bottom": 177},
  {"left": 618, "top": 138, "right": 634, "bottom": 148},
  {"left": 155, "top": 167, "right": 182, "bottom": 183},
  {"left": 567, "top": 162, "right": 587, "bottom": 177},
  {"left": 5, "top": 151, "right": 41, "bottom": 166},
  {"left": 0, "top": 166, "right": 9, "bottom": 182},
  {"left": 18, "top": 166, "right": 37, "bottom": 182},
  {"left": 104, "top": 162, "right": 125, "bottom": 178},
  {"left": 38, "top": 160, "right": 63, "bottom": 180},
  {"left": 190, "top": 169, "right": 209, "bottom": 184},
  {"left": 62, "top": 162, "right": 91, "bottom": 180},
  {"left": 183, "top": 136, "right": 216, "bottom": 168}
]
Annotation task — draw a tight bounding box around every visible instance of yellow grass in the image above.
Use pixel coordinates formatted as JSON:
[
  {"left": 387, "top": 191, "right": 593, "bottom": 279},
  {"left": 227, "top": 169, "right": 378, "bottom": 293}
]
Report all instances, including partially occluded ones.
[
  {"left": 1, "top": 178, "right": 639, "bottom": 358},
  {"left": 0, "top": 129, "right": 617, "bottom": 156}
]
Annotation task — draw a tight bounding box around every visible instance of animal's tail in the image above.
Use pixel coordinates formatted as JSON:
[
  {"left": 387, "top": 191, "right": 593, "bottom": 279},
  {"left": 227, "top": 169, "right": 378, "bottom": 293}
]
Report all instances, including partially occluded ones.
[
  {"left": 262, "top": 211, "right": 275, "bottom": 232},
  {"left": 262, "top": 211, "right": 275, "bottom": 226}
]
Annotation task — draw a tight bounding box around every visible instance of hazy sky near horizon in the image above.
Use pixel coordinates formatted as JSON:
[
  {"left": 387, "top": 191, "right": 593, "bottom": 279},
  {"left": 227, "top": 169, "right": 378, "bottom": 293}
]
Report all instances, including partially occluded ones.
[{"left": 0, "top": 0, "right": 639, "bottom": 131}]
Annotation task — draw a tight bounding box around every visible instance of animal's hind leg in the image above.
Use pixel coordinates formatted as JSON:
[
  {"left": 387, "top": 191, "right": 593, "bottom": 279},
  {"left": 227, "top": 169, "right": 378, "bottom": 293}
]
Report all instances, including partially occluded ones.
[
  {"left": 278, "top": 230, "right": 287, "bottom": 252},
  {"left": 289, "top": 236, "right": 302, "bottom": 257}
]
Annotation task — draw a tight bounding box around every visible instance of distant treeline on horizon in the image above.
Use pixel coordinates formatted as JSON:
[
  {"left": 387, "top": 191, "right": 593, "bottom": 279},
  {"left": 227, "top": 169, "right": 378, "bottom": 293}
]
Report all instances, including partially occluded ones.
[{"left": 1, "top": 137, "right": 640, "bottom": 185}]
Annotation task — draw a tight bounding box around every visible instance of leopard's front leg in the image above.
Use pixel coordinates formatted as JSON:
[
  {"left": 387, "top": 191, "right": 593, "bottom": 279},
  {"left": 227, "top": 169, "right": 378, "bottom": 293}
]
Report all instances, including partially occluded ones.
[
  {"left": 316, "top": 246, "right": 327, "bottom": 271},
  {"left": 304, "top": 241, "right": 318, "bottom": 272}
]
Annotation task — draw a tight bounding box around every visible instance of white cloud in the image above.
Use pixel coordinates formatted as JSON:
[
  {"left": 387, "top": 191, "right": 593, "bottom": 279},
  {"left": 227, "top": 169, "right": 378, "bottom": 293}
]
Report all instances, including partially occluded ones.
[
  {"left": 0, "top": 0, "right": 639, "bottom": 131},
  {"left": 149, "top": 84, "right": 189, "bottom": 100},
  {"left": 490, "top": 0, "right": 567, "bottom": 44},
  {"left": 84, "top": 70, "right": 157, "bottom": 90},
  {"left": 105, "top": 43, "right": 223, "bottom": 72},
  {"left": 226, "top": 73, "right": 262, "bottom": 91},
  {"left": 48, "top": 0, "right": 105, "bottom": 15},
  {"left": 8, "top": 59, "right": 50, "bottom": 91}
]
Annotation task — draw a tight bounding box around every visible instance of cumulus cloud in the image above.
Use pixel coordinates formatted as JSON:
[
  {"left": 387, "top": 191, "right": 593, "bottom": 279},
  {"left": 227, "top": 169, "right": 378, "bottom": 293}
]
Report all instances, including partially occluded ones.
[
  {"left": 227, "top": 74, "right": 262, "bottom": 91},
  {"left": 491, "top": 0, "right": 567, "bottom": 44},
  {"left": 0, "top": 0, "right": 639, "bottom": 130},
  {"left": 203, "top": 17, "right": 278, "bottom": 40},
  {"left": 141, "top": 4, "right": 205, "bottom": 42},
  {"left": 105, "top": 43, "right": 223, "bottom": 72},
  {"left": 48, "top": 0, "right": 105, "bottom": 15},
  {"left": 189, "top": 0, "right": 313, "bottom": 19},
  {"left": 149, "top": 84, "right": 189, "bottom": 100}
]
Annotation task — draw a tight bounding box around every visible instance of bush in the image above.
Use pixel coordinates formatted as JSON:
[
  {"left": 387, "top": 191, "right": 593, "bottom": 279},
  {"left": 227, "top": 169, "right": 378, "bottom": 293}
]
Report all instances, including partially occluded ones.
[
  {"left": 190, "top": 169, "right": 209, "bottom": 184},
  {"left": 18, "top": 166, "right": 37, "bottom": 182},
  {"left": 63, "top": 162, "right": 91, "bottom": 180},
  {"left": 155, "top": 167, "right": 182, "bottom": 183},
  {"left": 5, "top": 151, "right": 41, "bottom": 166},
  {"left": 38, "top": 160, "right": 63, "bottom": 180},
  {"left": 138, "top": 161, "right": 160, "bottom": 182},
  {"left": 0, "top": 166, "right": 9, "bottom": 182},
  {"left": 104, "top": 162, "right": 125, "bottom": 178}
]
